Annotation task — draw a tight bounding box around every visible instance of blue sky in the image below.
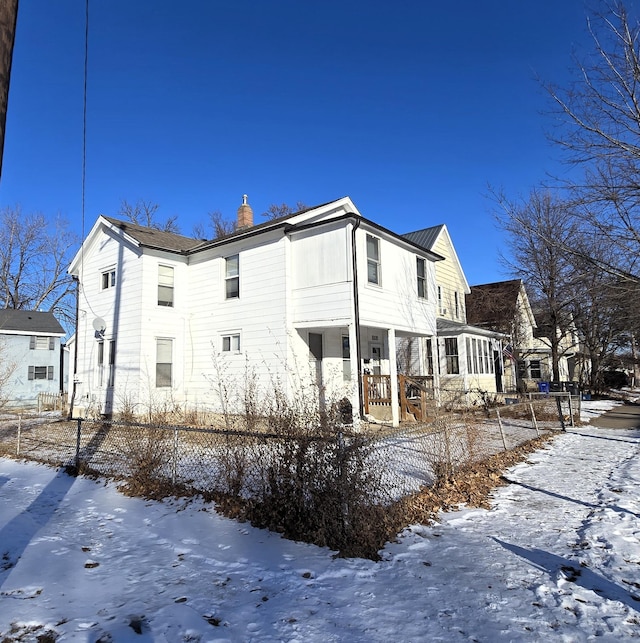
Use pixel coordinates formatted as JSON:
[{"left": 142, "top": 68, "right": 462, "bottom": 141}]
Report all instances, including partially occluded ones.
[{"left": 1, "top": 0, "right": 593, "bottom": 285}]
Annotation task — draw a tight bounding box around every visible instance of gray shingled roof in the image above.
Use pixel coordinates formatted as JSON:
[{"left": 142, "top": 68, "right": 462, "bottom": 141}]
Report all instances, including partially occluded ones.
[
  {"left": 102, "top": 217, "right": 207, "bottom": 253},
  {"left": 0, "top": 309, "right": 65, "bottom": 335},
  {"left": 402, "top": 225, "right": 444, "bottom": 251}
]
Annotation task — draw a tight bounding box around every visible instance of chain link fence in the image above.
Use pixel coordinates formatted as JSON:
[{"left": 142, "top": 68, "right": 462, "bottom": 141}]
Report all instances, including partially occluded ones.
[{"left": 0, "top": 394, "right": 575, "bottom": 557}]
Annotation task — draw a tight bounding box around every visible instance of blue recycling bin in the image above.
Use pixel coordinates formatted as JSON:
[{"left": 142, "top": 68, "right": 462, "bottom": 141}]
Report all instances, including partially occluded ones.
[{"left": 537, "top": 382, "right": 550, "bottom": 394}]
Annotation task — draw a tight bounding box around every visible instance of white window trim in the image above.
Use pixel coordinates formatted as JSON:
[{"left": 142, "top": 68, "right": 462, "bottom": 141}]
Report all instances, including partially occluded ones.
[
  {"left": 225, "top": 255, "right": 240, "bottom": 299},
  {"left": 221, "top": 332, "right": 241, "bottom": 353},
  {"left": 100, "top": 267, "right": 116, "bottom": 291},
  {"left": 416, "top": 257, "right": 427, "bottom": 299},
  {"left": 158, "top": 264, "right": 175, "bottom": 307},
  {"left": 366, "top": 234, "right": 381, "bottom": 287}
]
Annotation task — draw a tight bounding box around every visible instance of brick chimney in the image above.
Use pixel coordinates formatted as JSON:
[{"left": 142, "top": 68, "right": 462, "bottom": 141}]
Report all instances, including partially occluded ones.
[{"left": 237, "top": 194, "right": 253, "bottom": 229}]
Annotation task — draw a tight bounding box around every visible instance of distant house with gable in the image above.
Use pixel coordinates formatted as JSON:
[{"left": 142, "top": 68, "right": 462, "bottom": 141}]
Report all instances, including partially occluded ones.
[
  {"left": 466, "top": 279, "right": 583, "bottom": 392},
  {"left": 0, "top": 309, "right": 66, "bottom": 408},
  {"left": 402, "top": 225, "right": 507, "bottom": 406}
]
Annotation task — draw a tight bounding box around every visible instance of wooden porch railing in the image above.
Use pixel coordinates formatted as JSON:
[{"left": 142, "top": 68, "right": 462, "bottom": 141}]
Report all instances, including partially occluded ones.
[
  {"left": 363, "top": 375, "right": 392, "bottom": 414},
  {"left": 362, "top": 374, "right": 434, "bottom": 421},
  {"left": 399, "top": 374, "right": 434, "bottom": 422}
]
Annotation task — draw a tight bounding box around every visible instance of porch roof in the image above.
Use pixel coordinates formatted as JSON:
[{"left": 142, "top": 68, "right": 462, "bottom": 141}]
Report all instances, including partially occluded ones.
[{"left": 437, "top": 318, "right": 506, "bottom": 339}]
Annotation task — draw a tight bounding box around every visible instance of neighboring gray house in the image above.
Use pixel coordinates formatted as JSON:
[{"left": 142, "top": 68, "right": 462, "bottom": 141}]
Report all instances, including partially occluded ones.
[{"left": 0, "top": 309, "right": 66, "bottom": 408}]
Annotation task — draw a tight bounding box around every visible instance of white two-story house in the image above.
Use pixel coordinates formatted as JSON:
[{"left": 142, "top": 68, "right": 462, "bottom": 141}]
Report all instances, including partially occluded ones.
[{"left": 68, "top": 196, "right": 443, "bottom": 426}]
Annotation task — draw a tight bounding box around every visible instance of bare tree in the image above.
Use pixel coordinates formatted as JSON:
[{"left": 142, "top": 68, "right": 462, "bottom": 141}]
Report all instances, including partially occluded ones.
[
  {"left": 262, "top": 202, "right": 307, "bottom": 220},
  {"left": 192, "top": 210, "right": 237, "bottom": 240},
  {"left": 118, "top": 199, "right": 180, "bottom": 234},
  {"left": 545, "top": 1, "right": 640, "bottom": 281},
  {"left": 493, "top": 189, "right": 581, "bottom": 381},
  {"left": 0, "top": 206, "right": 77, "bottom": 329}
]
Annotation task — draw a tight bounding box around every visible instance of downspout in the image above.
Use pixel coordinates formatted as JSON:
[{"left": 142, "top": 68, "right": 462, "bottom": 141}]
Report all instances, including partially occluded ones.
[
  {"left": 68, "top": 275, "right": 80, "bottom": 419},
  {"left": 351, "top": 218, "right": 364, "bottom": 419}
]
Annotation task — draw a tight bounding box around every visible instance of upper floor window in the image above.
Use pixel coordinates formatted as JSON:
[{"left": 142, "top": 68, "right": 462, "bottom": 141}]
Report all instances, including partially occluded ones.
[
  {"left": 158, "top": 265, "right": 174, "bottom": 307},
  {"left": 30, "top": 336, "right": 54, "bottom": 350},
  {"left": 366, "top": 235, "right": 380, "bottom": 285},
  {"left": 156, "top": 338, "right": 173, "bottom": 388},
  {"left": 101, "top": 269, "right": 116, "bottom": 290},
  {"left": 437, "top": 286, "right": 443, "bottom": 313},
  {"left": 416, "top": 258, "right": 426, "bottom": 299},
  {"left": 225, "top": 255, "right": 239, "bottom": 299},
  {"left": 454, "top": 291, "right": 460, "bottom": 319}
]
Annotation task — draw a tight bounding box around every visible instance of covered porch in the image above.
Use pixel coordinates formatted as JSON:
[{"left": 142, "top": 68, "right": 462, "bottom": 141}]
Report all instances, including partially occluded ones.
[{"left": 294, "top": 323, "right": 437, "bottom": 427}]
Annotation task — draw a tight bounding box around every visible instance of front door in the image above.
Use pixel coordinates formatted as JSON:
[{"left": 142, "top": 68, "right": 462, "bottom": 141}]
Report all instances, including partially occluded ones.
[
  {"left": 369, "top": 343, "right": 382, "bottom": 375},
  {"left": 309, "top": 332, "right": 325, "bottom": 408}
]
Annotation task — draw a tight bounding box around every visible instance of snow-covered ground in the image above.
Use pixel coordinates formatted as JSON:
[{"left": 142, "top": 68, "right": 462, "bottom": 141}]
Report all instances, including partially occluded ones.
[{"left": 0, "top": 399, "right": 638, "bottom": 642}]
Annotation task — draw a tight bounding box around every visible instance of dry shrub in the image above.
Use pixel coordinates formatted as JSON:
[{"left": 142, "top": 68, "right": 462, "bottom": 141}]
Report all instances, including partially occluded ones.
[
  {"left": 204, "top": 384, "right": 396, "bottom": 558},
  {"left": 119, "top": 426, "right": 173, "bottom": 498}
]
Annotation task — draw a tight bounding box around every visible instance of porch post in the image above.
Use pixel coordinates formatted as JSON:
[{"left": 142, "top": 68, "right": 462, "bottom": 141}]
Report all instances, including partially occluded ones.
[
  {"left": 388, "top": 328, "right": 399, "bottom": 427},
  {"left": 348, "top": 322, "right": 360, "bottom": 426}
]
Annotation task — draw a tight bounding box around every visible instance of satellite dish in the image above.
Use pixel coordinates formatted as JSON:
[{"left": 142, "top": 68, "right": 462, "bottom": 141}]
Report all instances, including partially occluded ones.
[{"left": 92, "top": 317, "right": 106, "bottom": 335}]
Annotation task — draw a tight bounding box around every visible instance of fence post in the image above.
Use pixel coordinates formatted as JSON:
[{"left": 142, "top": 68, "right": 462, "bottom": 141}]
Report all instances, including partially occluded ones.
[
  {"left": 555, "top": 396, "right": 566, "bottom": 431},
  {"left": 16, "top": 413, "right": 21, "bottom": 456},
  {"left": 529, "top": 403, "right": 540, "bottom": 437},
  {"left": 495, "top": 409, "right": 508, "bottom": 451},
  {"left": 172, "top": 426, "right": 178, "bottom": 485},
  {"left": 75, "top": 418, "right": 82, "bottom": 472},
  {"left": 567, "top": 395, "right": 575, "bottom": 428}
]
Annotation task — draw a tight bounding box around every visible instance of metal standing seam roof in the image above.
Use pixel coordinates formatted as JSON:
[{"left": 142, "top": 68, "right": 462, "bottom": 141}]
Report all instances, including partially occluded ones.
[
  {"left": 0, "top": 309, "right": 65, "bottom": 335},
  {"left": 401, "top": 225, "right": 445, "bottom": 251}
]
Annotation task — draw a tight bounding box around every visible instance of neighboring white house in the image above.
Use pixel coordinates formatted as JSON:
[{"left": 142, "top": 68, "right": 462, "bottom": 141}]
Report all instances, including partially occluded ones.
[
  {"left": 68, "top": 196, "right": 443, "bottom": 426},
  {"left": 0, "top": 309, "right": 66, "bottom": 408},
  {"left": 466, "top": 279, "right": 584, "bottom": 393},
  {"left": 401, "top": 225, "right": 507, "bottom": 406}
]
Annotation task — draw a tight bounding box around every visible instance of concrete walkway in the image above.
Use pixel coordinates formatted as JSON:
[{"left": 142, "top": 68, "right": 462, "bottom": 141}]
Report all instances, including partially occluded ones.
[{"left": 589, "top": 402, "right": 640, "bottom": 430}]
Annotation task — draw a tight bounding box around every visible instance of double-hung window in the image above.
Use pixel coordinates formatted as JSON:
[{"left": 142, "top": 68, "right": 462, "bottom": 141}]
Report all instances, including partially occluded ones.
[
  {"left": 225, "top": 255, "right": 239, "bottom": 299},
  {"left": 158, "top": 265, "right": 174, "bottom": 307},
  {"left": 416, "top": 257, "right": 426, "bottom": 299},
  {"left": 156, "top": 338, "right": 173, "bottom": 388},
  {"left": 529, "top": 359, "right": 542, "bottom": 379},
  {"left": 366, "top": 235, "right": 380, "bottom": 285},
  {"left": 444, "top": 338, "right": 459, "bottom": 375}
]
